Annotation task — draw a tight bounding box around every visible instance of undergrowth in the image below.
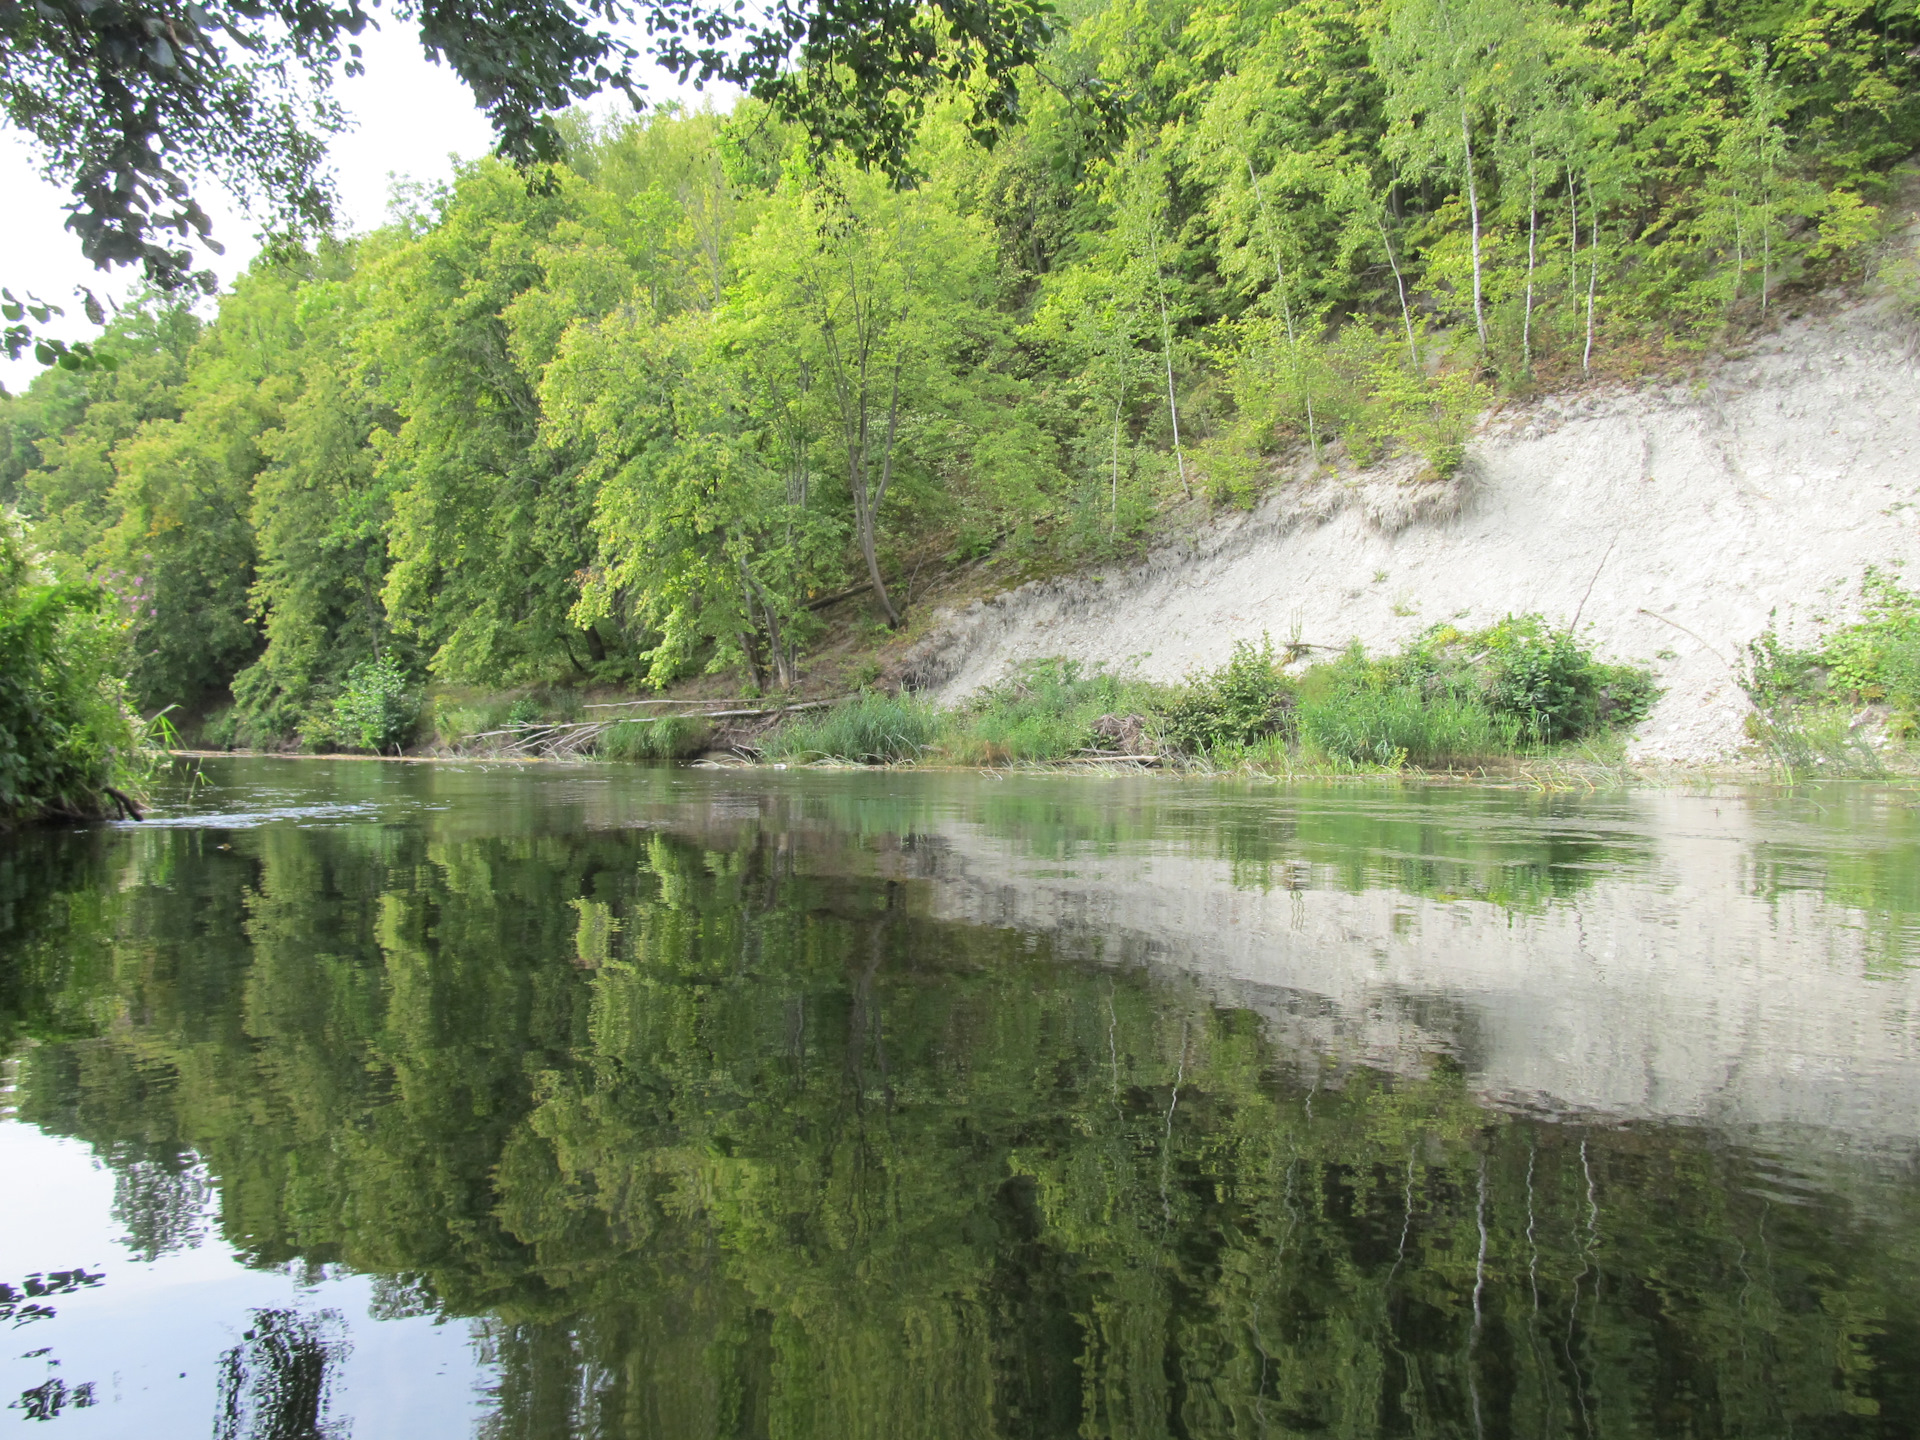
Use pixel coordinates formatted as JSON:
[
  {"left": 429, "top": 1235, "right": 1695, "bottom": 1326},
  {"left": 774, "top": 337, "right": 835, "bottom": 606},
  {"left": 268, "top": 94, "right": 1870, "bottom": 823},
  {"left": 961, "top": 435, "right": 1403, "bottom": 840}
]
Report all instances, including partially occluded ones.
[
  {"left": 761, "top": 692, "right": 943, "bottom": 764},
  {"left": 1740, "top": 566, "right": 1920, "bottom": 775},
  {"left": 602, "top": 715, "right": 711, "bottom": 760},
  {"left": 759, "top": 619, "right": 1656, "bottom": 772},
  {"left": 939, "top": 661, "right": 1165, "bottom": 764}
]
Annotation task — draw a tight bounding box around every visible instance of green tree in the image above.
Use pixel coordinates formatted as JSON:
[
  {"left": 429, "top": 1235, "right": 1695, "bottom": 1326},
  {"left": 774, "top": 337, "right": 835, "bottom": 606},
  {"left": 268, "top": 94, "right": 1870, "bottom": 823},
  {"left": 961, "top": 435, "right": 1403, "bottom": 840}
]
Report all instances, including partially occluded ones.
[
  {"left": 0, "top": 518, "right": 142, "bottom": 823},
  {"left": 367, "top": 161, "right": 615, "bottom": 682},
  {"left": 1377, "top": 0, "right": 1527, "bottom": 352},
  {"left": 230, "top": 253, "right": 399, "bottom": 743},
  {"left": 736, "top": 156, "right": 1007, "bottom": 627}
]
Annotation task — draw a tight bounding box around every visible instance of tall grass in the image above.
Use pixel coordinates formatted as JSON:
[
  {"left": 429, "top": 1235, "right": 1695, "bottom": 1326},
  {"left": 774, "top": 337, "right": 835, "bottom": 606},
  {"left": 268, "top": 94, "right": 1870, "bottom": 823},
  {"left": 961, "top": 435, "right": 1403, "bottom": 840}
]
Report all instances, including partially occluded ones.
[
  {"left": 754, "top": 621, "right": 1652, "bottom": 772},
  {"left": 941, "top": 661, "right": 1161, "bottom": 765},
  {"left": 601, "top": 715, "right": 711, "bottom": 760},
  {"left": 1298, "top": 687, "right": 1521, "bottom": 768},
  {"left": 761, "top": 692, "right": 941, "bottom": 763}
]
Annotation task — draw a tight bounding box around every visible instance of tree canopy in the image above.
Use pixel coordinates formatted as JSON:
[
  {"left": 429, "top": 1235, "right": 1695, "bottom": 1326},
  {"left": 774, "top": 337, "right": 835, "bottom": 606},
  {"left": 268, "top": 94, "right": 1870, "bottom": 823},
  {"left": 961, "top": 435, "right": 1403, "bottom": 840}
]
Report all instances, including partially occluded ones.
[
  {"left": 0, "top": 0, "right": 1915, "bottom": 750},
  {"left": 0, "top": 0, "right": 1063, "bottom": 304}
]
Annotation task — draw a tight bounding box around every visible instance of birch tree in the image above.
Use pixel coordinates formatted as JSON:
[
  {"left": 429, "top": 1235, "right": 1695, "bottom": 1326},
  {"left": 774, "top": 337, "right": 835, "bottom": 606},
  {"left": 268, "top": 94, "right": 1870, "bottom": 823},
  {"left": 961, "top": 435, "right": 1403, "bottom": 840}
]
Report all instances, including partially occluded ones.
[{"left": 1376, "top": 0, "right": 1522, "bottom": 352}]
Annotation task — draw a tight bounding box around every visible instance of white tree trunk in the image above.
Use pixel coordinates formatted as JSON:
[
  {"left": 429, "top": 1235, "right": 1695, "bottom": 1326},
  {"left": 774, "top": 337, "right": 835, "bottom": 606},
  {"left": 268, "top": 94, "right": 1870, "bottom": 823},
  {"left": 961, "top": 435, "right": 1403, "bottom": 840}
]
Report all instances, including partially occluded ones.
[
  {"left": 1462, "top": 108, "right": 1487, "bottom": 350},
  {"left": 1523, "top": 159, "right": 1538, "bottom": 376},
  {"left": 1156, "top": 280, "right": 1189, "bottom": 497}
]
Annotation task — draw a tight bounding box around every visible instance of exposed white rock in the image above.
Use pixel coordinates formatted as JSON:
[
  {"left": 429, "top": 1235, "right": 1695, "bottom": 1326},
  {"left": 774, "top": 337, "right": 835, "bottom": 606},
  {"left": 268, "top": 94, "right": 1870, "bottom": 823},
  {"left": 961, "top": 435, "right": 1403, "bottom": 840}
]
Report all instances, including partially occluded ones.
[{"left": 905, "top": 300, "right": 1920, "bottom": 764}]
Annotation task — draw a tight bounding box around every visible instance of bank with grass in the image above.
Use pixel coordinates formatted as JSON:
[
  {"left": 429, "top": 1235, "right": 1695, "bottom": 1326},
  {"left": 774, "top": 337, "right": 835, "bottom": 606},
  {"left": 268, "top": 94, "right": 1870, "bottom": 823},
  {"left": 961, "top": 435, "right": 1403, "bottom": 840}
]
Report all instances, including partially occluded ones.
[{"left": 758, "top": 617, "right": 1656, "bottom": 773}]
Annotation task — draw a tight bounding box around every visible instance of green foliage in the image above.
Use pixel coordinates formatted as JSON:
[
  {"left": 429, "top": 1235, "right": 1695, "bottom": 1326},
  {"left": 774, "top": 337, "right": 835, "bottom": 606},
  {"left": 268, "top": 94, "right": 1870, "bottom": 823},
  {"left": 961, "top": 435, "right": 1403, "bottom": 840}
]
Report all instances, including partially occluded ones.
[
  {"left": 329, "top": 655, "right": 418, "bottom": 755},
  {"left": 761, "top": 691, "right": 941, "bottom": 763},
  {"left": 1741, "top": 569, "right": 1920, "bottom": 762},
  {"left": 600, "top": 715, "right": 712, "bottom": 760},
  {"left": 1821, "top": 568, "right": 1920, "bottom": 734},
  {"left": 1159, "top": 638, "right": 1296, "bottom": 755},
  {"left": 776, "top": 620, "right": 1652, "bottom": 771},
  {"left": 1298, "top": 672, "right": 1520, "bottom": 767},
  {"left": 0, "top": 520, "right": 141, "bottom": 821},
  {"left": 1475, "top": 614, "right": 1658, "bottom": 740},
  {"left": 5, "top": 0, "right": 1916, "bottom": 739},
  {"left": 941, "top": 659, "right": 1159, "bottom": 763}
]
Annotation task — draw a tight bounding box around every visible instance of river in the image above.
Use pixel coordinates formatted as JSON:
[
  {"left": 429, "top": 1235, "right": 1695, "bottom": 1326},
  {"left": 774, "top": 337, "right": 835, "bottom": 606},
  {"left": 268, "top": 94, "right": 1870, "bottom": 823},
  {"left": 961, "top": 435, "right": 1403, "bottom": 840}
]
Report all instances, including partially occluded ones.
[{"left": 3, "top": 757, "right": 1918, "bottom": 1437}]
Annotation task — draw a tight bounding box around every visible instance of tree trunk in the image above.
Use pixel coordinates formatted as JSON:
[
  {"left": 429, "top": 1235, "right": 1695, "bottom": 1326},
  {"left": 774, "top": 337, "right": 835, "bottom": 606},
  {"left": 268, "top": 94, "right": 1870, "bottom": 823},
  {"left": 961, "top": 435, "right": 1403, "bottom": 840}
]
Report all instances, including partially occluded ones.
[
  {"left": 1759, "top": 157, "right": 1772, "bottom": 315},
  {"left": 739, "top": 558, "right": 793, "bottom": 691},
  {"left": 1567, "top": 168, "right": 1579, "bottom": 300},
  {"left": 1523, "top": 157, "right": 1538, "bottom": 376},
  {"left": 1155, "top": 281, "right": 1189, "bottom": 497},
  {"left": 1583, "top": 183, "right": 1600, "bottom": 374},
  {"left": 1461, "top": 108, "right": 1487, "bottom": 350},
  {"left": 855, "top": 361, "right": 905, "bottom": 627},
  {"left": 1379, "top": 218, "right": 1419, "bottom": 369},
  {"left": 1246, "top": 155, "right": 1318, "bottom": 459}
]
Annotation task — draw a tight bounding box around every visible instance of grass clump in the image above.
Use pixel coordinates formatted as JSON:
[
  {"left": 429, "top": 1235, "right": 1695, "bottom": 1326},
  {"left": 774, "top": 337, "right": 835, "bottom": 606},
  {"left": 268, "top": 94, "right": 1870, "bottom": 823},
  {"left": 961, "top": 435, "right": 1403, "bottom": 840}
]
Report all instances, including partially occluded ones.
[
  {"left": 1297, "top": 671, "right": 1520, "bottom": 768},
  {"left": 1740, "top": 567, "right": 1920, "bottom": 771},
  {"left": 942, "top": 660, "right": 1163, "bottom": 764},
  {"left": 761, "top": 691, "right": 941, "bottom": 764},
  {"left": 601, "top": 715, "right": 711, "bottom": 760}
]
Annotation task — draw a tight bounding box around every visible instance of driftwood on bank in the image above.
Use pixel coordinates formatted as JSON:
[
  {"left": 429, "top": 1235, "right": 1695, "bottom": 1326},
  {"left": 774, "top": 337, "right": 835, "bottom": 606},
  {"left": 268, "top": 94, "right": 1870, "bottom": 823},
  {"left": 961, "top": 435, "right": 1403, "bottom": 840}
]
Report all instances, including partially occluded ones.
[{"left": 462, "top": 698, "right": 847, "bottom": 760}]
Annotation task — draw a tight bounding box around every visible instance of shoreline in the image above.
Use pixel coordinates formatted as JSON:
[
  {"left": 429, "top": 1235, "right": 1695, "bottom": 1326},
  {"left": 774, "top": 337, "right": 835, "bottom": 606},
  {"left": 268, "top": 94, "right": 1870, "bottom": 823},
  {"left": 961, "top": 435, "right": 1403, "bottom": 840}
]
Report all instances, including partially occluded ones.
[{"left": 168, "top": 748, "right": 1917, "bottom": 790}]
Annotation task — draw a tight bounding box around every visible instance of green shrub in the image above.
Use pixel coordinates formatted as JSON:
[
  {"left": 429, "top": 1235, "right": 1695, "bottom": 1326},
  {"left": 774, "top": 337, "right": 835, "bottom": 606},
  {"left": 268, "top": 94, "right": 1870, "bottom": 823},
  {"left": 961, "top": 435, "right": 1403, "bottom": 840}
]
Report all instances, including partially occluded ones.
[
  {"left": 1299, "top": 684, "right": 1520, "bottom": 767},
  {"left": 1159, "top": 639, "right": 1296, "bottom": 755},
  {"left": 943, "top": 659, "right": 1154, "bottom": 764},
  {"left": 601, "top": 715, "right": 712, "bottom": 760},
  {"left": 331, "top": 655, "right": 418, "bottom": 755},
  {"left": 1474, "top": 615, "right": 1657, "bottom": 741},
  {"left": 1739, "top": 570, "right": 1920, "bottom": 754},
  {"left": 0, "top": 521, "right": 143, "bottom": 821},
  {"left": 762, "top": 692, "right": 941, "bottom": 764},
  {"left": 1822, "top": 568, "right": 1920, "bottom": 736},
  {"left": 1739, "top": 622, "right": 1827, "bottom": 710}
]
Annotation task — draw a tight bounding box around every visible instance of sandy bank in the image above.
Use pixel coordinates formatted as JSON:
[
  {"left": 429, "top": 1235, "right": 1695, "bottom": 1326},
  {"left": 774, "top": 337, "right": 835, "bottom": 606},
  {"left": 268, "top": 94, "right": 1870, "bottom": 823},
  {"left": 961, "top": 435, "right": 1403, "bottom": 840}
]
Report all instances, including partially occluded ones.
[{"left": 904, "top": 300, "right": 1920, "bottom": 763}]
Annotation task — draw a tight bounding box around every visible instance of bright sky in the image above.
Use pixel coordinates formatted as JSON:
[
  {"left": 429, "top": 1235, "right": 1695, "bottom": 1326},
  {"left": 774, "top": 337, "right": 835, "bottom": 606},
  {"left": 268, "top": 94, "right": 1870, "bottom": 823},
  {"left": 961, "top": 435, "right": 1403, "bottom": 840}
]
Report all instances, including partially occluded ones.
[{"left": 1, "top": 24, "right": 729, "bottom": 392}]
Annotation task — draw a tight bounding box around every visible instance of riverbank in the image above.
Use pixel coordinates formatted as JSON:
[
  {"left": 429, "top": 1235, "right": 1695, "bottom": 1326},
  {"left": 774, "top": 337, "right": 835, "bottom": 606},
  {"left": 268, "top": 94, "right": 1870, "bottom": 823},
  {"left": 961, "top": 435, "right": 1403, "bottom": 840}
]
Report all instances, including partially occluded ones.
[{"left": 891, "top": 297, "right": 1920, "bottom": 766}]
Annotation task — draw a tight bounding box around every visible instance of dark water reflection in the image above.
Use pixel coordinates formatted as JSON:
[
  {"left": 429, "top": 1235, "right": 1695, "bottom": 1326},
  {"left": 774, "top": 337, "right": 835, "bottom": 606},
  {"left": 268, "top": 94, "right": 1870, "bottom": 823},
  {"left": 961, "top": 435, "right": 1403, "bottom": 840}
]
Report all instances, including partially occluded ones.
[{"left": 4, "top": 758, "right": 1920, "bottom": 1438}]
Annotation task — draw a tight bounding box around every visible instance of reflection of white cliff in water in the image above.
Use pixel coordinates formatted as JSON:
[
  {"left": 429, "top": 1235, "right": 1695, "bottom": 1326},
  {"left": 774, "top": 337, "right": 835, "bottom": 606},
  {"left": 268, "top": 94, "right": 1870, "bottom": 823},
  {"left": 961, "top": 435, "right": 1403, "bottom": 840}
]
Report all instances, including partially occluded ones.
[{"left": 849, "top": 790, "right": 1920, "bottom": 1144}]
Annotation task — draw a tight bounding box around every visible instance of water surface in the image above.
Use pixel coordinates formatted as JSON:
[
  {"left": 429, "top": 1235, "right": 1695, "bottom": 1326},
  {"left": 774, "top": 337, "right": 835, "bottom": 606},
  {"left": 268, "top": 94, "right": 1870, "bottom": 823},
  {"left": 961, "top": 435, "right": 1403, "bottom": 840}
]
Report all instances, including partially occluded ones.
[{"left": 4, "top": 758, "right": 1919, "bottom": 1437}]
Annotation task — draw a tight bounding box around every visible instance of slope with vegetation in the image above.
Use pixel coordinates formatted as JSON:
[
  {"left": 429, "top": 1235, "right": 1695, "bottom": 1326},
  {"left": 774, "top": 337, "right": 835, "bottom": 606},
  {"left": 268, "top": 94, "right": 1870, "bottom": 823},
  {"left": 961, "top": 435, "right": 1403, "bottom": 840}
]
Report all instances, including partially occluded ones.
[
  {"left": 0, "top": 518, "right": 149, "bottom": 823},
  {"left": 2, "top": 0, "right": 1915, "bottom": 773},
  {"left": 764, "top": 619, "right": 1655, "bottom": 771}
]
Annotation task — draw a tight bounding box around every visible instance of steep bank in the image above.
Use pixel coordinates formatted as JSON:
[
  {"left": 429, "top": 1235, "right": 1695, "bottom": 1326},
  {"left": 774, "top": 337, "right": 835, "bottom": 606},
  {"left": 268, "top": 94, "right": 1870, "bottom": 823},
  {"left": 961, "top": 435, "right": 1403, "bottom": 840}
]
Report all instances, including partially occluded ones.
[{"left": 903, "top": 300, "right": 1920, "bottom": 763}]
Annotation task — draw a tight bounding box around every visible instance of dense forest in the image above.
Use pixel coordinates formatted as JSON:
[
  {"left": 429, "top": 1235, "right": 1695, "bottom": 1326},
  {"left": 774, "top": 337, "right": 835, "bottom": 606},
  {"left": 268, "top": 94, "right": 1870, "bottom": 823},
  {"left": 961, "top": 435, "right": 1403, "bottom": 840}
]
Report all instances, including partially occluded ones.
[{"left": 3, "top": 0, "right": 1917, "bottom": 753}]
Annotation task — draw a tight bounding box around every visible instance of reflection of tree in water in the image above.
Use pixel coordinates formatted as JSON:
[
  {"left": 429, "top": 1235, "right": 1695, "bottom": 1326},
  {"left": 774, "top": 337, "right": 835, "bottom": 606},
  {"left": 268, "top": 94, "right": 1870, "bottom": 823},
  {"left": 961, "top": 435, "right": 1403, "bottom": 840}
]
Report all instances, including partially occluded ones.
[
  {"left": 11, "top": 806, "right": 1920, "bottom": 1436},
  {"left": 109, "top": 1146, "right": 211, "bottom": 1261},
  {"left": 3, "top": 1269, "right": 104, "bottom": 1422},
  {"left": 213, "top": 1308, "right": 350, "bottom": 1440},
  {"left": 9, "top": 1374, "right": 98, "bottom": 1422}
]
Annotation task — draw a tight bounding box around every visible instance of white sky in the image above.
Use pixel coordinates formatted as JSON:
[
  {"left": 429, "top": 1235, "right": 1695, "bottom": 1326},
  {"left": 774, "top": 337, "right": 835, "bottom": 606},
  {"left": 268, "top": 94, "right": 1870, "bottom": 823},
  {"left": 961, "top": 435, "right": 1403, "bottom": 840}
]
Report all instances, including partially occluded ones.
[{"left": 1, "top": 23, "right": 729, "bottom": 392}]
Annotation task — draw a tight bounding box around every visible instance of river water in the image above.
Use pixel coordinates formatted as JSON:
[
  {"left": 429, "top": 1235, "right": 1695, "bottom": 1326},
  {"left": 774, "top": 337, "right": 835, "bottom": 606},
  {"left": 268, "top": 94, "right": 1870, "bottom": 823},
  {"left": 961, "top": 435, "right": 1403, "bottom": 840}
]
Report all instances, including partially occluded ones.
[{"left": 3, "top": 757, "right": 1919, "bottom": 1437}]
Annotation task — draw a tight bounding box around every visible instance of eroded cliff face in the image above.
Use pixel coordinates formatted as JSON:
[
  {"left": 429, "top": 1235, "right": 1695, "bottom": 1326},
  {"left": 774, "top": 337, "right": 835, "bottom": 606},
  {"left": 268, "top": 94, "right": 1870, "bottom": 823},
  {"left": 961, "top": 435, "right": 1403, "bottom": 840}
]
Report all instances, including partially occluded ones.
[{"left": 906, "top": 299, "right": 1920, "bottom": 763}]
